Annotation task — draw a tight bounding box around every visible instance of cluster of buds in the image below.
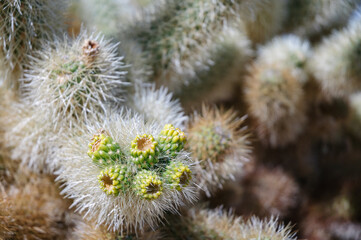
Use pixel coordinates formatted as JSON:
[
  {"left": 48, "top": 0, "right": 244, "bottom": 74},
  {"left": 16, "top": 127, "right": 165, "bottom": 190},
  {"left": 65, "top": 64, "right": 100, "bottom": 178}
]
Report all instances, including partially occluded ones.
[{"left": 87, "top": 124, "right": 192, "bottom": 201}]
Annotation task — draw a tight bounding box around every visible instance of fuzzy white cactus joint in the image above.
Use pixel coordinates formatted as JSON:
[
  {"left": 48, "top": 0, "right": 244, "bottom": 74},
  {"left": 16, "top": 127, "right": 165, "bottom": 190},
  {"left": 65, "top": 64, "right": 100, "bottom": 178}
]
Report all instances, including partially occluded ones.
[
  {"left": 0, "top": 93, "right": 59, "bottom": 172},
  {"left": 286, "top": 0, "right": 358, "bottom": 37},
  {"left": 240, "top": 0, "right": 288, "bottom": 43},
  {"left": 177, "top": 26, "right": 252, "bottom": 108},
  {"left": 245, "top": 64, "right": 307, "bottom": 147},
  {"left": 187, "top": 106, "right": 251, "bottom": 196},
  {"left": 21, "top": 30, "right": 127, "bottom": 129},
  {"left": 133, "top": 0, "right": 248, "bottom": 91},
  {"left": 130, "top": 84, "right": 188, "bottom": 128},
  {"left": 163, "top": 206, "right": 297, "bottom": 240},
  {"left": 0, "top": 0, "right": 66, "bottom": 87},
  {"left": 56, "top": 111, "right": 196, "bottom": 232},
  {"left": 309, "top": 15, "right": 361, "bottom": 98},
  {"left": 257, "top": 35, "right": 311, "bottom": 84}
]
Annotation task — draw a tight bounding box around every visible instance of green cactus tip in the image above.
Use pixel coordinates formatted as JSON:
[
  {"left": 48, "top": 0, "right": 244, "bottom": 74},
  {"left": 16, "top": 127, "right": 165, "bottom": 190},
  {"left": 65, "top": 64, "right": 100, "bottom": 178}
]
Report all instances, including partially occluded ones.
[
  {"left": 163, "top": 161, "right": 192, "bottom": 191},
  {"left": 88, "top": 130, "right": 122, "bottom": 166},
  {"left": 133, "top": 170, "right": 163, "bottom": 200},
  {"left": 158, "top": 124, "right": 187, "bottom": 156},
  {"left": 130, "top": 134, "right": 159, "bottom": 168},
  {"left": 98, "top": 164, "right": 130, "bottom": 196}
]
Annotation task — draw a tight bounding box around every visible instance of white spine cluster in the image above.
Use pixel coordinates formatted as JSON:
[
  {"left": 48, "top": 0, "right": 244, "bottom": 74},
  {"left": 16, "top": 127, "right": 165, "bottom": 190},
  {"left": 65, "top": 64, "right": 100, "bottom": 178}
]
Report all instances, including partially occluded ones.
[
  {"left": 0, "top": 0, "right": 67, "bottom": 85},
  {"left": 130, "top": 84, "right": 188, "bottom": 128},
  {"left": 287, "top": 0, "right": 358, "bottom": 37},
  {"left": 21, "top": 30, "right": 127, "bottom": 129},
  {"left": 55, "top": 111, "right": 196, "bottom": 232},
  {"left": 256, "top": 35, "right": 311, "bottom": 84},
  {"left": 309, "top": 15, "right": 361, "bottom": 98}
]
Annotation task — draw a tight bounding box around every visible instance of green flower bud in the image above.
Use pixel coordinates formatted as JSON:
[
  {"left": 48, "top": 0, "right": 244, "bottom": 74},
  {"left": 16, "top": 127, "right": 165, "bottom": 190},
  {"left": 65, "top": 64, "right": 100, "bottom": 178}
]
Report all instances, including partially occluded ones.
[
  {"left": 98, "top": 164, "right": 131, "bottom": 196},
  {"left": 130, "top": 134, "right": 159, "bottom": 169},
  {"left": 158, "top": 124, "right": 186, "bottom": 156},
  {"left": 133, "top": 170, "right": 163, "bottom": 200},
  {"left": 88, "top": 131, "right": 122, "bottom": 166},
  {"left": 163, "top": 161, "right": 192, "bottom": 191}
]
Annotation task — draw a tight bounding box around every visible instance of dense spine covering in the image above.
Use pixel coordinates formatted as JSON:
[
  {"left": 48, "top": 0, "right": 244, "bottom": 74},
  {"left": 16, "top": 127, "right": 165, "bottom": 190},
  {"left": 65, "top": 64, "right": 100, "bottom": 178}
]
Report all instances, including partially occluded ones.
[
  {"left": 130, "top": 84, "right": 188, "bottom": 128},
  {"left": 56, "top": 111, "right": 195, "bottom": 232},
  {"left": 21, "top": 30, "right": 127, "bottom": 129},
  {"left": 240, "top": 0, "right": 287, "bottom": 43},
  {"left": 309, "top": 14, "right": 361, "bottom": 98},
  {"left": 245, "top": 65, "right": 306, "bottom": 147},
  {"left": 187, "top": 106, "right": 251, "bottom": 196},
  {"left": 131, "top": 0, "right": 251, "bottom": 91},
  {"left": 242, "top": 166, "right": 300, "bottom": 218},
  {"left": 163, "top": 207, "right": 297, "bottom": 240},
  {"left": 0, "top": 0, "right": 67, "bottom": 86},
  {"left": 255, "top": 35, "right": 311, "bottom": 85},
  {"left": 285, "top": 0, "right": 358, "bottom": 38}
]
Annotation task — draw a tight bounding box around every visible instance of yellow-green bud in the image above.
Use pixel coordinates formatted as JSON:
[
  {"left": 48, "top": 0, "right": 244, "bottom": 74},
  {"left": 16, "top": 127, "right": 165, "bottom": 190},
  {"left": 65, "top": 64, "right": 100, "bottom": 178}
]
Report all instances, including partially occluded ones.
[
  {"left": 130, "top": 134, "right": 159, "bottom": 169},
  {"left": 163, "top": 161, "right": 192, "bottom": 191},
  {"left": 133, "top": 170, "right": 163, "bottom": 200},
  {"left": 98, "top": 164, "right": 131, "bottom": 196},
  {"left": 158, "top": 124, "right": 186, "bottom": 156},
  {"left": 88, "top": 131, "right": 122, "bottom": 166}
]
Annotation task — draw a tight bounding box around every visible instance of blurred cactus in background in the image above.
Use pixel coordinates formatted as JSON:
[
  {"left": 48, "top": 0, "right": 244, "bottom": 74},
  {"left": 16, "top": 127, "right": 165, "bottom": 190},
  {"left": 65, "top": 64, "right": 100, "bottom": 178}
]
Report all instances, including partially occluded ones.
[{"left": 1, "top": 0, "right": 361, "bottom": 239}]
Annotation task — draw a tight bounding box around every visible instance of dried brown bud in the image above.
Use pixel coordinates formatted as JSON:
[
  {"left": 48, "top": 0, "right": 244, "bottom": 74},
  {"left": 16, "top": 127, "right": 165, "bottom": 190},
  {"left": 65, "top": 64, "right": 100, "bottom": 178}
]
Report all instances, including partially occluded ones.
[{"left": 82, "top": 40, "right": 99, "bottom": 64}]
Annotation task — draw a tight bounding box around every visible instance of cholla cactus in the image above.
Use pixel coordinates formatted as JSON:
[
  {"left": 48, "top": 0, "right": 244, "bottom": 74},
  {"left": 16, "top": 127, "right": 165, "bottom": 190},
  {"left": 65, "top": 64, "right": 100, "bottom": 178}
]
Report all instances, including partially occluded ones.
[
  {"left": 309, "top": 15, "right": 361, "bottom": 98},
  {"left": 187, "top": 106, "right": 251, "bottom": 196},
  {"left": 241, "top": 0, "right": 287, "bottom": 43},
  {"left": 245, "top": 65, "right": 307, "bottom": 147},
  {"left": 56, "top": 111, "right": 195, "bottom": 232},
  {"left": 0, "top": 0, "right": 66, "bottom": 86},
  {"left": 21, "top": 30, "right": 127, "bottom": 129},
  {"left": 285, "top": 0, "right": 358, "bottom": 38},
  {"left": 0, "top": 172, "right": 76, "bottom": 239},
  {"left": 244, "top": 166, "right": 300, "bottom": 218},
  {"left": 255, "top": 35, "right": 311, "bottom": 84},
  {"left": 177, "top": 27, "right": 252, "bottom": 108},
  {"left": 0, "top": 95, "right": 59, "bottom": 171},
  {"left": 130, "top": 84, "right": 188, "bottom": 128},
  {"left": 70, "top": 219, "right": 163, "bottom": 240},
  {"left": 132, "top": 0, "right": 252, "bottom": 91},
  {"left": 163, "top": 206, "right": 297, "bottom": 239}
]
